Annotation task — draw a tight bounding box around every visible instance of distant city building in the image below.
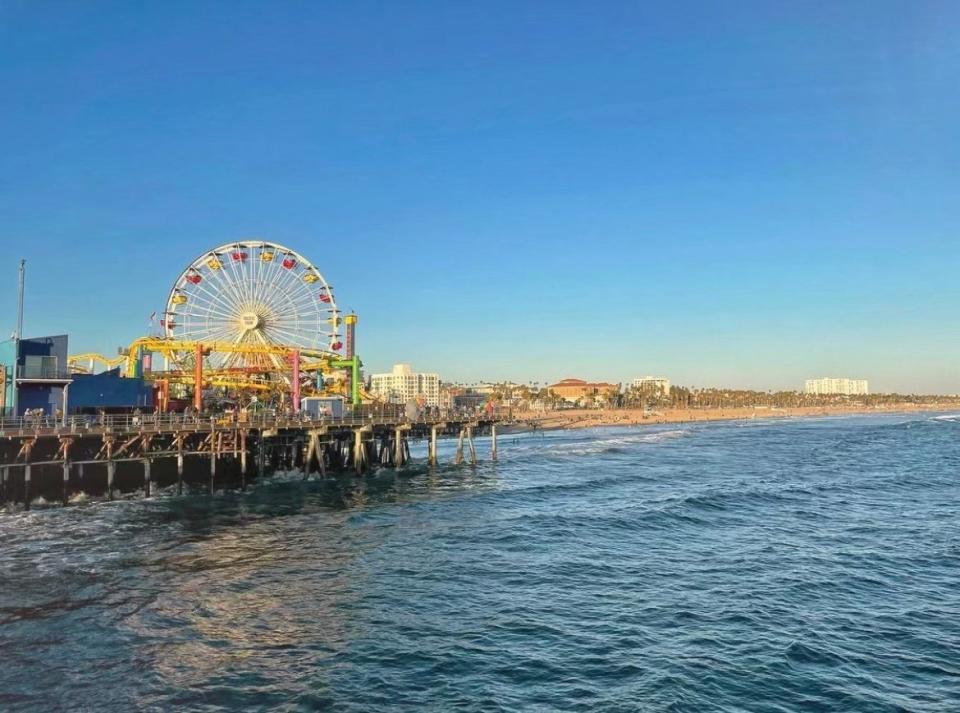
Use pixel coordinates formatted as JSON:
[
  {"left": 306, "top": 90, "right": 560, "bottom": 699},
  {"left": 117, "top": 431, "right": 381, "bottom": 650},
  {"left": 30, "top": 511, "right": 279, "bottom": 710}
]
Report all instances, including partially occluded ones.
[
  {"left": 453, "top": 392, "right": 487, "bottom": 412},
  {"left": 438, "top": 383, "right": 455, "bottom": 410},
  {"left": 804, "top": 377, "right": 869, "bottom": 396},
  {"left": 473, "top": 381, "right": 524, "bottom": 396},
  {"left": 370, "top": 363, "right": 440, "bottom": 406},
  {"left": 632, "top": 377, "right": 671, "bottom": 395},
  {"left": 548, "top": 378, "right": 619, "bottom": 404}
]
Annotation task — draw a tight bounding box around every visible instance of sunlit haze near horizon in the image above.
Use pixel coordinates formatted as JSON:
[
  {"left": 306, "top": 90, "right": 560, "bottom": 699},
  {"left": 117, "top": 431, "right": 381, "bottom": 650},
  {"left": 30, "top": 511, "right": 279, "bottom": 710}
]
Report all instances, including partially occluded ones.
[{"left": 1, "top": 2, "right": 958, "bottom": 393}]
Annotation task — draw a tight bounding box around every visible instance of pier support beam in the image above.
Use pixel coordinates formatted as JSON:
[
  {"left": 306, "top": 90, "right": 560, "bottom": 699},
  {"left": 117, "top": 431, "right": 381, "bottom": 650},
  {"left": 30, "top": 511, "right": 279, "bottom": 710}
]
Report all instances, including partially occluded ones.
[
  {"left": 143, "top": 459, "right": 151, "bottom": 498},
  {"left": 256, "top": 432, "right": 266, "bottom": 475},
  {"left": 210, "top": 442, "right": 217, "bottom": 494},
  {"left": 193, "top": 342, "right": 204, "bottom": 412},
  {"left": 19, "top": 439, "right": 35, "bottom": 509},
  {"left": 455, "top": 428, "right": 465, "bottom": 465},
  {"left": 467, "top": 426, "right": 477, "bottom": 465},
  {"left": 240, "top": 432, "right": 248, "bottom": 490},
  {"left": 394, "top": 428, "right": 404, "bottom": 468},
  {"left": 491, "top": 424, "right": 498, "bottom": 462},
  {"left": 176, "top": 444, "right": 184, "bottom": 495},
  {"left": 1, "top": 466, "right": 7, "bottom": 505},
  {"left": 353, "top": 428, "right": 369, "bottom": 475},
  {"left": 63, "top": 461, "right": 70, "bottom": 506},
  {"left": 429, "top": 425, "right": 439, "bottom": 466},
  {"left": 107, "top": 461, "right": 115, "bottom": 501}
]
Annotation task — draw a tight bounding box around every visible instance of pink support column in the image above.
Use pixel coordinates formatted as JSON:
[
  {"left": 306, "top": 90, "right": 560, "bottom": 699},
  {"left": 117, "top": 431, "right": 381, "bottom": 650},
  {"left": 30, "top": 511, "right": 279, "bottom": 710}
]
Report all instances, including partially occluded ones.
[{"left": 291, "top": 349, "right": 301, "bottom": 414}]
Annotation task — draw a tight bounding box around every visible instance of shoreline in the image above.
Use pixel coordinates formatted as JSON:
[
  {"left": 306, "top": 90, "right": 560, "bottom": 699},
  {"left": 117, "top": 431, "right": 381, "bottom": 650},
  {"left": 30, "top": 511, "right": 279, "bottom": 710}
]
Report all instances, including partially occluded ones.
[{"left": 505, "top": 404, "right": 957, "bottom": 433}]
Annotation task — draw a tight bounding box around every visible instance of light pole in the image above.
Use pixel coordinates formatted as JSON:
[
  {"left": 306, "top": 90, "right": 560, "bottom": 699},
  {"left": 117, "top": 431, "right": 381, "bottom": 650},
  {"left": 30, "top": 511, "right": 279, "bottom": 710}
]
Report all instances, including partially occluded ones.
[{"left": 11, "top": 259, "right": 25, "bottom": 417}]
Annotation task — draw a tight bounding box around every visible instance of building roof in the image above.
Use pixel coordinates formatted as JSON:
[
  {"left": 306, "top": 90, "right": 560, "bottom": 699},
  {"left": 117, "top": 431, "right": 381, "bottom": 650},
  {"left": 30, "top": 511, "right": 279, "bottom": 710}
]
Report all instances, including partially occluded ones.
[{"left": 548, "top": 378, "right": 617, "bottom": 389}]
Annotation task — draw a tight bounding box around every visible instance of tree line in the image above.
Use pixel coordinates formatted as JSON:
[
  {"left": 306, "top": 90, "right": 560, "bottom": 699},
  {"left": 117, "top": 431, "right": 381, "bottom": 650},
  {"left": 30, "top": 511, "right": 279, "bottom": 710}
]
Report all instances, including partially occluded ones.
[{"left": 476, "top": 382, "right": 960, "bottom": 410}]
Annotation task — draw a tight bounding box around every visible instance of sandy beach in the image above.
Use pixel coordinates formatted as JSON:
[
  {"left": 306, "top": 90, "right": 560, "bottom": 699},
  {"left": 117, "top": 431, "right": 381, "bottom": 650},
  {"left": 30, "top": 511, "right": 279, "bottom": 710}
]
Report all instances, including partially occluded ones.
[{"left": 510, "top": 404, "right": 957, "bottom": 432}]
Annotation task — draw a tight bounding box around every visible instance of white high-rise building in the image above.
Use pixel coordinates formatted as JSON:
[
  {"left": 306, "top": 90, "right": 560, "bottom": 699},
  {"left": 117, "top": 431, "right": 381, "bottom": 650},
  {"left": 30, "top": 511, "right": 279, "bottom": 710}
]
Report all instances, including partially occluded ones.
[
  {"left": 632, "top": 377, "right": 671, "bottom": 395},
  {"left": 804, "top": 377, "right": 869, "bottom": 396},
  {"left": 370, "top": 364, "right": 440, "bottom": 406}
]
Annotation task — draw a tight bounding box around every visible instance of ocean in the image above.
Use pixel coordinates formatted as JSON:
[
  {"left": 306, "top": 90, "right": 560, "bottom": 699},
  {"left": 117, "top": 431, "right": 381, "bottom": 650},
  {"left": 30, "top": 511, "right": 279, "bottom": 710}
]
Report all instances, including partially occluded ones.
[{"left": 1, "top": 413, "right": 958, "bottom": 711}]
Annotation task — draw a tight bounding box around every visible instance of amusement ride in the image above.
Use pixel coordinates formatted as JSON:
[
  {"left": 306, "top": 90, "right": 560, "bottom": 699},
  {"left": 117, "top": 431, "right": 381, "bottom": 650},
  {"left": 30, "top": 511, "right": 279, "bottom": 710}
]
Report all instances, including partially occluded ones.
[{"left": 67, "top": 240, "right": 366, "bottom": 411}]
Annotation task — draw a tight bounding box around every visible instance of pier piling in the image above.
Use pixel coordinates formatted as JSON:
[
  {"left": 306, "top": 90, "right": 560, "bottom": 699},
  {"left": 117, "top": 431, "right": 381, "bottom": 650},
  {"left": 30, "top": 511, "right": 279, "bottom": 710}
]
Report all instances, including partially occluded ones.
[
  {"left": 467, "top": 426, "right": 477, "bottom": 465},
  {"left": 353, "top": 428, "right": 368, "bottom": 474},
  {"left": 209, "top": 444, "right": 216, "bottom": 493},
  {"left": 240, "top": 433, "right": 248, "bottom": 490},
  {"left": 176, "top": 450, "right": 184, "bottom": 495},
  {"left": 62, "top": 461, "right": 70, "bottom": 506},
  {"left": 394, "top": 428, "right": 404, "bottom": 468},
  {"left": 429, "top": 425, "right": 439, "bottom": 466},
  {"left": 455, "top": 428, "right": 465, "bottom": 465}
]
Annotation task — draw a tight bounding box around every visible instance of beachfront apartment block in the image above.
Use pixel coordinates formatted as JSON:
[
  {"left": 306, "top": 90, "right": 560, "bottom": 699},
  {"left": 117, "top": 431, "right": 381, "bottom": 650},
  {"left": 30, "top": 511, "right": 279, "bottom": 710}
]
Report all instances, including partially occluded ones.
[
  {"left": 370, "top": 363, "right": 441, "bottom": 406},
  {"left": 804, "top": 377, "right": 869, "bottom": 396},
  {"left": 632, "top": 377, "right": 671, "bottom": 395}
]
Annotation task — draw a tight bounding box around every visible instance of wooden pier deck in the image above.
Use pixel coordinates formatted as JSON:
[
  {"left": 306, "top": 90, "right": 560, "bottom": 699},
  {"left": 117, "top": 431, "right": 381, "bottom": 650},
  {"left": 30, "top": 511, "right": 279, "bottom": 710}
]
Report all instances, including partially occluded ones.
[{"left": 0, "top": 411, "right": 507, "bottom": 508}]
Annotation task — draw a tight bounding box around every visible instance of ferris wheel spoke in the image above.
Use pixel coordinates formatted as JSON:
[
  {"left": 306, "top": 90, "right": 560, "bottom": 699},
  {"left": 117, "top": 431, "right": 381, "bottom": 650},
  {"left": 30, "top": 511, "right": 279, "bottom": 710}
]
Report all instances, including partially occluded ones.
[
  {"left": 224, "top": 243, "right": 254, "bottom": 310},
  {"left": 189, "top": 259, "right": 240, "bottom": 315},
  {"left": 252, "top": 244, "right": 274, "bottom": 310},
  {"left": 252, "top": 328, "right": 288, "bottom": 373},
  {"left": 270, "top": 291, "right": 309, "bottom": 344},
  {"left": 179, "top": 277, "right": 244, "bottom": 321},
  {"left": 173, "top": 316, "right": 234, "bottom": 331},
  {"left": 205, "top": 251, "right": 250, "bottom": 315},
  {"left": 225, "top": 243, "right": 257, "bottom": 311},
  {"left": 263, "top": 255, "right": 316, "bottom": 316},
  {"left": 217, "top": 245, "right": 246, "bottom": 312},
  {"left": 175, "top": 302, "right": 242, "bottom": 325},
  {"left": 210, "top": 258, "right": 244, "bottom": 314},
  {"left": 280, "top": 261, "right": 327, "bottom": 316},
  {"left": 262, "top": 322, "right": 308, "bottom": 344},
  {"left": 177, "top": 327, "right": 237, "bottom": 347},
  {"left": 265, "top": 324, "right": 319, "bottom": 348}
]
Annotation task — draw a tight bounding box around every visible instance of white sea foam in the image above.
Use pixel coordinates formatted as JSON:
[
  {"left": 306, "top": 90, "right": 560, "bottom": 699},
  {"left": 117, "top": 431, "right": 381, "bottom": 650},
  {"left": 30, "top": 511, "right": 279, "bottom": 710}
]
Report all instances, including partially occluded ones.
[{"left": 547, "top": 429, "right": 689, "bottom": 456}]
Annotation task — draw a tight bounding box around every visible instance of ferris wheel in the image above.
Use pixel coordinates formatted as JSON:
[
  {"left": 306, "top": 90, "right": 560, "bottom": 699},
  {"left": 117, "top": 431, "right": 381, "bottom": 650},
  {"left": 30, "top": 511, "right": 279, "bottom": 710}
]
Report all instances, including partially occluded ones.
[{"left": 162, "top": 240, "right": 341, "bottom": 370}]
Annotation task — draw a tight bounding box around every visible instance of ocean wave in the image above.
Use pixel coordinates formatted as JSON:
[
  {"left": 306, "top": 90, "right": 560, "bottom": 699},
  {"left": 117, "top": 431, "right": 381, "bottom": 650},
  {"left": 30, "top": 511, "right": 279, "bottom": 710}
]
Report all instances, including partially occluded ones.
[{"left": 543, "top": 429, "right": 690, "bottom": 457}]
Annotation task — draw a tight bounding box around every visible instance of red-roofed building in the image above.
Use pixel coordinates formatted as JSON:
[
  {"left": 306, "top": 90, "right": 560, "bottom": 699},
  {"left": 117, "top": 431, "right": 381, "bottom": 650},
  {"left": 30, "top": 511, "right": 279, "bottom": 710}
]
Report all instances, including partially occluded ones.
[{"left": 547, "top": 378, "right": 619, "bottom": 404}]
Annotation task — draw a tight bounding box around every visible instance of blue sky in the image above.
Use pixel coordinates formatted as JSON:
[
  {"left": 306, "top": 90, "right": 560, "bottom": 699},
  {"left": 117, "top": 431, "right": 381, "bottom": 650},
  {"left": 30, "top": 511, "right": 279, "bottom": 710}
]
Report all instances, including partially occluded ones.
[{"left": 1, "top": 1, "right": 958, "bottom": 392}]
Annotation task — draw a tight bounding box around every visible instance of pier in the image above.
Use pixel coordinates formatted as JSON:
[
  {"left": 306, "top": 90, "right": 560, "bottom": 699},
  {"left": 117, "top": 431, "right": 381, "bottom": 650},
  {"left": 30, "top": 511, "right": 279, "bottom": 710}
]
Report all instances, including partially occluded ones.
[{"left": 0, "top": 410, "right": 505, "bottom": 509}]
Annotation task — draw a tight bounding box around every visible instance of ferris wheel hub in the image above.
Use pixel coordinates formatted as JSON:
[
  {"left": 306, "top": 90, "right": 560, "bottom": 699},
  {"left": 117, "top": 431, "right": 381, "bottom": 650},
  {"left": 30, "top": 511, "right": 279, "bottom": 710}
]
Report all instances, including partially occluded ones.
[{"left": 240, "top": 312, "right": 263, "bottom": 330}]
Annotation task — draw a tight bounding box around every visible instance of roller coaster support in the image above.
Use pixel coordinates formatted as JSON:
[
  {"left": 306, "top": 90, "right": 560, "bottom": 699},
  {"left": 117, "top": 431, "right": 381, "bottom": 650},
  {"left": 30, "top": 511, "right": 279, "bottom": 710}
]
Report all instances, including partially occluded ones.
[
  {"left": 193, "top": 343, "right": 204, "bottom": 412},
  {"left": 330, "top": 354, "right": 363, "bottom": 407},
  {"left": 292, "top": 349, "right": 301, "bottom": 413}
]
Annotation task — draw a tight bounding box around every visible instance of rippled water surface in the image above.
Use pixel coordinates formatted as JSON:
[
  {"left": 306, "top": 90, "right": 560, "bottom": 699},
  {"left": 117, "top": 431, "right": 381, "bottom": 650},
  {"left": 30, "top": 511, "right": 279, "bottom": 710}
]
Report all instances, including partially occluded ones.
[{"left": 2, "top": 413, "right": 959, "bottom": 711}]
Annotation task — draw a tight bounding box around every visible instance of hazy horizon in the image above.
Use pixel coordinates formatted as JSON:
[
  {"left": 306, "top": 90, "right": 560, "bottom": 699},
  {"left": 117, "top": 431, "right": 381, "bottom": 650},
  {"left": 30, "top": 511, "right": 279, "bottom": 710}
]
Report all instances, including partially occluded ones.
[{"left": 2, "top": 2, "right": 957, "bottom": 393}]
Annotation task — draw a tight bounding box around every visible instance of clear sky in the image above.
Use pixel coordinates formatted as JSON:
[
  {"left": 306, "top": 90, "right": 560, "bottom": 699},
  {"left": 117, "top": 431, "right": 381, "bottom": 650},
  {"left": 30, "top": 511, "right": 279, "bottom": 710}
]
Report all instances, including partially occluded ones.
[{"left": 1, "top": 1, "right": 958, "bottom": 393}]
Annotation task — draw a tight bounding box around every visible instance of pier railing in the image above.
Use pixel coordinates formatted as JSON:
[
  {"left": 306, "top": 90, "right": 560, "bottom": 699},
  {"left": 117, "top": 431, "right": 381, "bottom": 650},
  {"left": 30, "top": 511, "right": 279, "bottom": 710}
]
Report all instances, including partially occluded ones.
[{"left": 0, "top": 408, "right": 511, "bottom": 438}]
